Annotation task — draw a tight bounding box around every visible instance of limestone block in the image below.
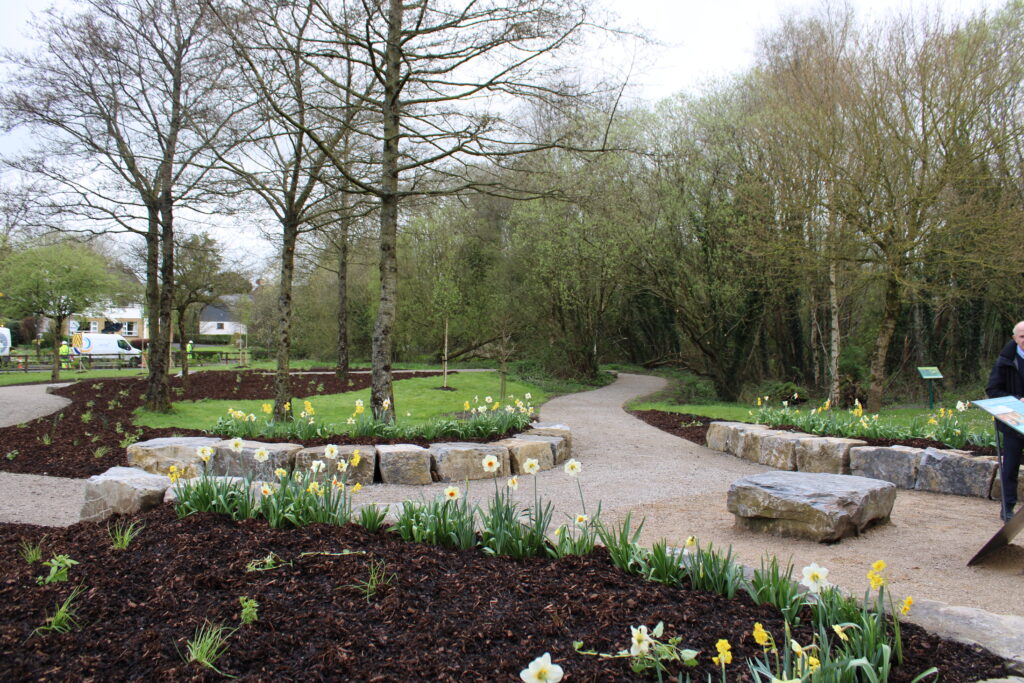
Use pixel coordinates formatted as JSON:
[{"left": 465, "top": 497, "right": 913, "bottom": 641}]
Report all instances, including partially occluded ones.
[
  {"left": 126, "top": 436, "right": 221, "bottom": 476},
  {"left": 295, "top": 445, "right": 377, "bottom": 486},
  {"left": 727, "top": 471, "right": 897, "bottom": 542},
  {"left": 163, "top": 476, "right": 246, "bottom": 504},
  {"left": 849, "top": 445, "right": 924, "bottom": 489},
  {"left": 512, "top": 434, "right": 568, "bottom": 464},
  {"left": 795, "top": 437, "right": 866, "bottom": 475},
  {"left": 429, "top": 442, "right": 510, "bottom": 482},
  {"left": 707, "top": 422, "right": 768, "bottom": 456},
  {"left": 524, "top": 423, "right": 572, "bottom": 456},
  {"left": 80, "top": 466, "right": 170, "bottom": 523},
  {"left": 758, "top": 433, "right": 816, "bottom": 471},
  {"left": 737, "top": 428, "right": 785, "bottom": 463},
  {"left": 906, "top": 598, "right": 1024, "bottom": 675},
  {"left": 915, "top": 448, "right": 996, "bottom": 498},
  {"left": 492, "top": 438, "right": 554, "bottom": 474},
  {"left": 377, "top": 445, "right": 432, "bottom": 485},
  {"left": 985, "top": 455, "right": 1024, "bottom": 501},
  {"left": 208, "top": 440, "right": 303, "bottom": 478}
]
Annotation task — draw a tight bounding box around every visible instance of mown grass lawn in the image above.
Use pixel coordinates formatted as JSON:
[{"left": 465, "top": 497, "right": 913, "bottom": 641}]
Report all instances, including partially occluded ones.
[{"left": 134, "top": 373, "right": 545, "bottom": 431}]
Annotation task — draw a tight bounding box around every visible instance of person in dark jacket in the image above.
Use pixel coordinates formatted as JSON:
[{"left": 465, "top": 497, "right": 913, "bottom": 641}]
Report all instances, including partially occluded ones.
[{"left": 985, "top": 321, "right": 1024, "bottom": 521}]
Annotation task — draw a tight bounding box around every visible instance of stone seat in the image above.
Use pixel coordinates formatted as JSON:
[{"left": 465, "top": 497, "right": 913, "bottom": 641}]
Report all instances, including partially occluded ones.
[{"left": 727, "top": 471, "right": 897, "bottom": 543}]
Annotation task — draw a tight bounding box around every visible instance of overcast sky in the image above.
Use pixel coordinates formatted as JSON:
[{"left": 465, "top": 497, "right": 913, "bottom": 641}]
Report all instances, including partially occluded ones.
[{"left": 0, "top": 0, "right": 1006, "bottom": 264}]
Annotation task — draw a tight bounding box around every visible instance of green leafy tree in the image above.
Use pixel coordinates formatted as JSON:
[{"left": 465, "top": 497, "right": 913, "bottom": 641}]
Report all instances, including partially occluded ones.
[{"left": 0, "top": 243, "right": 125, "bottom": 380}]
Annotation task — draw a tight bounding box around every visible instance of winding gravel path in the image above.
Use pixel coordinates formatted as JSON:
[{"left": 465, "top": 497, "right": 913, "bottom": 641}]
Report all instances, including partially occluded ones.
[
  {"left": 356, "top": 372, "right": 1024, "bottom": 619},
  {"left": 2, "top": 373, "right": 1022, "bottom": 621}
]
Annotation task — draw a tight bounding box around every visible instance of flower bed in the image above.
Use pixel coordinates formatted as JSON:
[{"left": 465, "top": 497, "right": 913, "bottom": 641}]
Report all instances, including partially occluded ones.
[{"left": 0, "top": 470, "right": 1010, "bottom": 680}]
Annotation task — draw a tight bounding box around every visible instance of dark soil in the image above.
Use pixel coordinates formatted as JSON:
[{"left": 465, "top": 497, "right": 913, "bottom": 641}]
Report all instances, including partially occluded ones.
[
  {"left": 630, "top": 410, "right": 998, "bottom": 456},
  {"left": 0, "top": 371, "right": 459, "bottom": 480},
  {"left": 0, "top": 506, "right": 1010, "bottom": 681}
]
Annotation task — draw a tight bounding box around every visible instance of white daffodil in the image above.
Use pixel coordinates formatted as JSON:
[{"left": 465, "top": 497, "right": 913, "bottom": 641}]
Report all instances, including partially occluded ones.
[
  {"left": 956, "top": 400, "right": 968, "bottom": 412},
  {"left": 382, "top": 398, "right": 391, "bottom": 411},
  {"left": 253, "top": 448, "right": 270, "bottom": 463},
  {"left": 443, "top": 485, "right": 460, "bottom": 501},
  {"left": 520, "top": 653, "right": 563, "bottom": 683},
  {"left": 630, "top": 625, "right": 652, "bottom": 655},
  {"left": 507, "top": 476, "right": 519, "bottom": 491},
  {"left": 800, "top": 562, "right": 831, "bottom": 594},
  {"left": 575, "top": 513, "right": 588, "bottom": 525},
  {"left": 481, "top": 455, "right": 499, "bottom": 473},
  {"left": 485, "top": 395, "right": 493, "bottom": 404},
  {"left": 563, "top": 459, "right": 581, "bottom": 476},
  {"left": 524, "top": 392, "right": 532, "bottom": 400},
  {"left": 337, "top": 459, "right": 349, "bottom": 472},
  {"left": 229, "top": 437, "right": 244, "bottom": 453},
  {"left": 310, "top": 460, "right": 326, "bottom": 473},
  {"left": 522, "top": 458, "right": 540, "bottom": 475},
  {"left": 324, "top": 444, "right": 339, "bottom": 460}
]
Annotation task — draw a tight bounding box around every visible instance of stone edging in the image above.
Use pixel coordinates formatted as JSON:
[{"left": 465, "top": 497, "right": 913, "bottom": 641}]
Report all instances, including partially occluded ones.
[
  {"left": 707, "top": 421, "right": 1005, "bottom": 501},
  {"left": 79, "top": 422, "right": 572, "bottom": 523}
]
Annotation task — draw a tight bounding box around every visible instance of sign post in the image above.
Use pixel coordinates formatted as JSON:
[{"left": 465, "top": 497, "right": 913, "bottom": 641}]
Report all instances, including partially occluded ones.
[
  {"left": 968, "top": 396, "right": 1024, "bottom": 565},
  {"left": 917, "top": 366, "right": 943, "bottom": 410}
]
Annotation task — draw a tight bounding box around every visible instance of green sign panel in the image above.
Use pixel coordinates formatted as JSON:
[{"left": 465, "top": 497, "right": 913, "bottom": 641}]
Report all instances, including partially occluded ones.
[{"left": 917, "top": 366, "right": 943, "bottom": 379}]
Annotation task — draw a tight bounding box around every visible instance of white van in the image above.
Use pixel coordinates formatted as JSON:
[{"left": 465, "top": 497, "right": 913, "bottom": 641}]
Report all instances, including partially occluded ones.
[{"left": 71, "top": 332, "right": 142, "bottom": 367}]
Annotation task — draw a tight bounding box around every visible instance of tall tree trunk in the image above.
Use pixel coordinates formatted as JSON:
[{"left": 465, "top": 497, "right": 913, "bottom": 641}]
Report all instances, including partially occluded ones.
[
  {"left": 335, "top": 217, "right": 349, "bottom": 385},
  {"left": 442, "top": 316, "right": 449, "bottom": 388},
  {"left": 177, "top": 312, "right": 189, "bottom": 388},
  {"left": 828, "top": 261, "right": 841, "bottom": 405},
  {"left": 371, "top": 0, "right": 403, "bottom": 422},
  {"left": 274, "top": 224, "right": 298, "bottom": 420},
  {"left": 143, "top": 210, "right": 161, "bottom": 405},
  {"left": 144, "top": 198, "right": 174, "bottom": 413},
  {"left": 866, "top": 273, "right": 901, "bottom": 413}
]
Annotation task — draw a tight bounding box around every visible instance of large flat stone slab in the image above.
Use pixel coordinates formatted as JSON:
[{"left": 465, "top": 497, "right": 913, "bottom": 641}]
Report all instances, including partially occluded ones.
[
  {"left": 377, "top": 445, "right": 432, "bottom": 485},
  {"left": 208, "top": 440, "right": 303, "bottom": 478},
  {"left": 706, "top": 421, "right": 769, "bottom": 456},
  {"left": 80, "top": 466, "right": 170, "bottom": 523},
  {"left": 759, "top": 432, "right": 816, "bottom": 471},
  {"left": 795, "top": 437, "right": 866, "bottom": 474},
  {"left": 727, "top": 471, "right": 897, "bottom": 542},
  {"left": 525, "top": 423, "right": 572, "bottom": 460},
  {"left": 429, "top": 442, "right": 510, "bottom": 482},
  {"left": 127, "top": 436, "right": 222, "bottom": 475},
  {"left": 849, "top": 445, "right": 923, "bottom": 489},
  {"left": 915, "top": 447, "right": 997, "bottom": 498},
  {"left": 491, "top": 438, "right": 554, "bottom": 474},
  {"left": 512, "top": 433, "right": 568, "bottom": 464}
]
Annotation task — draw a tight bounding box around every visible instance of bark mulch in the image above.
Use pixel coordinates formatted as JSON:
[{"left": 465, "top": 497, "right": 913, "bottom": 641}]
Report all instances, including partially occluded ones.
[
  {"left": 630, "top": 410, "right": 998, "bottom": 456},
  {"left": 0, "top": 371, "right": 450, "bottom": 480},
  {"left": 0, "top": 506, "right": 1010, "bottom": 681}
]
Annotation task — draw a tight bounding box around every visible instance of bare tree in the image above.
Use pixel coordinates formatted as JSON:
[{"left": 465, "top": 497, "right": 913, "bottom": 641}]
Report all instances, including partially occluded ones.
[
  {"left": 1, "top": 0, "right": 239, "bottom": 411},
  {"left": 275, "top": 0, "right": 606, "bottom": 420}
]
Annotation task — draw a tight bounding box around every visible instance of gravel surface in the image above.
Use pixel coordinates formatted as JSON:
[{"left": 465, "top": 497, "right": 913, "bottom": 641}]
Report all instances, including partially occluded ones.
[
  {"left": 2, "top": 372, "right": 1021, "bottom": 618},
  {"left": 0, "top": 382, "right": 71, "bottom": 429},
  {"left": 359, "top": 372, "right": 1024, "bottom": 618}
]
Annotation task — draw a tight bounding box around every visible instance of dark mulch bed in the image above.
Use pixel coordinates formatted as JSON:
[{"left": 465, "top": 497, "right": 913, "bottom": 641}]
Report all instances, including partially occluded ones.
[
  {"left": 630, "top": 410, "right": 998, "bottom": 456},
  {"left": 0, "top": 370, "right": 454, "bottom": 480},
  {"left": 0, "top": 506, "right": 1009, "bottom": 681}
]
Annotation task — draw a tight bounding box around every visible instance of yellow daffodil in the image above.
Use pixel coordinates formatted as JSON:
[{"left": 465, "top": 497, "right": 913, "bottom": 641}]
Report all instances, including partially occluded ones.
[
  {"left": 714, "top": 639, "right": 732, "bottom": 665},
  {"left": 351, "top": 483, "right": 361, "bottom": 493},
  {"left": 901, "top": 596, "right": 913, "bottom": 616},
  {"left": 351, "top": 451, "right": 361, "bottom": 467},
  {"left": 274, "top": 468, "right": 288, "bottom": 479},
  {"left": 833, "top": 624, "right": 849, "bottom": 641},
  {"left": 283, "top": 401, "right": 290, "bottom": 412},
  {"left": 464, "top": 400, "right": 471, "bottom": 411},
  {"left": 752, "top": 622, "right": 770, "bottom": 647},
  {"left": 262, "top": 403, "right": 272, "bottom": 414}
]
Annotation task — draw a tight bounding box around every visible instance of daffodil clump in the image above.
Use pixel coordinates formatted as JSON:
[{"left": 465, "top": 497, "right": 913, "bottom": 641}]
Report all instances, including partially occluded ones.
[
  {"left": 751, "top": 397, "right": 991, "bottom": 450},
  {"left": 572, "top": 621, "right": 699, "bottom": 678},
  {"left": 209, "top": 393, "right": 537, "bottom": 443},
  {"left": 172, "top": 443, "right": 376, "bottom": 530}
]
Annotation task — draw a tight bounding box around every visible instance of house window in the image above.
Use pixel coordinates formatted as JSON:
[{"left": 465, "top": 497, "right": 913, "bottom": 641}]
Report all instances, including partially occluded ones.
[
  {"left": 89, "top": 321, "right": 99, "bottom": 333},
  {"left": 216, "top": 322, "right": 225, "bottom": 330},
  {"left": 123, "top": 322, "right": 137, "bottom": 337}
]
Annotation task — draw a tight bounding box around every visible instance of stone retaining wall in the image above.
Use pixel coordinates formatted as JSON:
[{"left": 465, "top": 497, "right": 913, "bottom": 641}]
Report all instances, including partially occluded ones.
[
  {"left": 82, "top": 422, "right": 574, "bottom": 523},
  {"left": 708, "top": 422, "right": 1002, "bottom": 501}
]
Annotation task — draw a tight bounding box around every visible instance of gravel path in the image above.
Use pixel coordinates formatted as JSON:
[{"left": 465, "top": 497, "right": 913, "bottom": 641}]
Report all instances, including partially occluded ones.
[
  {"left": 0, "top": 382, "right": 85, "bottom": 526},
  {"left": 2, "top": 373, "right": 1021, "bottom": 619},
  {"left": 359, "top": 372, "right": 1024, "bottom": 618}
]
